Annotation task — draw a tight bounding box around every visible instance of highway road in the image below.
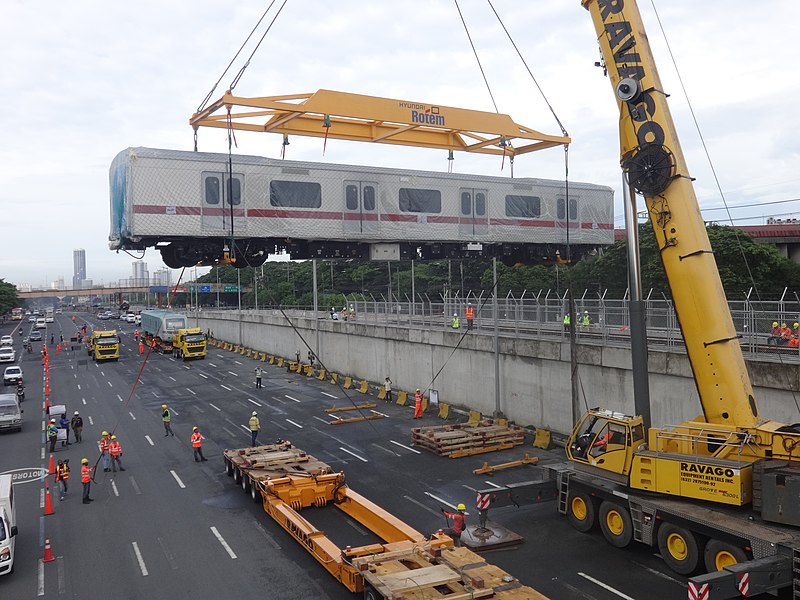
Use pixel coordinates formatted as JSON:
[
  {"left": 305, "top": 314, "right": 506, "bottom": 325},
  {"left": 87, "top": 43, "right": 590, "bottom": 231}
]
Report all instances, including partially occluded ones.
[{"left": 0, "top": 312, "right": 717, "bottom": 599}]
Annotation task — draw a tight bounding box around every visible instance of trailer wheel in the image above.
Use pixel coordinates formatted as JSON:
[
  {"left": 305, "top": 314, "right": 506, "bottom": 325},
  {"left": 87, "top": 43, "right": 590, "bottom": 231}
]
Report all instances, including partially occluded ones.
[
  {"left": 657, "top": 523, "right": 700, "bottom": 575},
  {"left": 567, "top": 491, "right": 596, "bottom": 533},
  {"left": 241, "top": 474, "right": 250, "bottom": 493},
  {"left": 704, "top": 540, "right": 748, "bottom": 573},
  {"left": 599, "top": 501, "right": 633, "bottom": 548},
  {"left": 363, "top": 587, "right": 380, "bottom": 600},
  {"left": 251, "top": 482, "right": 261, "bottom": 503},
  {"left": 225, "top": 460, "right": 233, "bottom": 476},
  {"left": 232, "top": 468, "right": 242, "bottom": 484}
]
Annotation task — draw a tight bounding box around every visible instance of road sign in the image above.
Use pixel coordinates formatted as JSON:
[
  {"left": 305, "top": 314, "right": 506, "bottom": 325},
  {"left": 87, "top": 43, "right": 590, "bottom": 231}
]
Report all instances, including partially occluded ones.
[
  {"left": 223, "top": 285, "right": 240, "bottom": 292},
  {"left": 199, "top": 285, "right": 212, "bottom": 293}
]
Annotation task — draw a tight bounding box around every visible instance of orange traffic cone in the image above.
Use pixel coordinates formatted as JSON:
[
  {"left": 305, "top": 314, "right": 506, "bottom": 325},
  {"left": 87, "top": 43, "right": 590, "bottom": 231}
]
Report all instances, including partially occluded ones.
[
  {"left": 48, "top": 453, "right": 55, "bottom": 475},
  {"left": 45, "top": 382, "right": 50, "bottom": 396},
  {"left": 43, "top": 538, "right": 55, "bottom": 563},
  {"left": 44, "top": 482, "right": 54, "bottom": 516}
]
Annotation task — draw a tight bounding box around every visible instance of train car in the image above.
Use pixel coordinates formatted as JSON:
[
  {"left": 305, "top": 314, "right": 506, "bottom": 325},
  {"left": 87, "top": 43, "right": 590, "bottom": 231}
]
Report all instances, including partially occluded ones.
[
  {"left": 139, "top": 310, "right": 187, "bottom": 345},
  {"left": 109, "top": 147, "right": 614, "bottom": 267}
]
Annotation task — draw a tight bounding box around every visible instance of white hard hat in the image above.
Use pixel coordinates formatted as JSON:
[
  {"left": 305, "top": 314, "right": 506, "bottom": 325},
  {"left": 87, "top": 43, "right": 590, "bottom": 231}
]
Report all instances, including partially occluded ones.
[
  {"left": 454, "top": 313, "right": 457, "bottom": 317},
  {"left": 252, "top": 411, "right": 257, "bottom": 416},
  {"left": 73, "top": 410, "right": 79, "bottom": 415}
]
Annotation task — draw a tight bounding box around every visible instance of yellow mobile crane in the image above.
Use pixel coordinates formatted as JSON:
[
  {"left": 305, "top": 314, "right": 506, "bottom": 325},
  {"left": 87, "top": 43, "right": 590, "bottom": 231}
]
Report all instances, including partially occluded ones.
[{"left": 479, "top": 1, "right": 800, "bottom": 597}]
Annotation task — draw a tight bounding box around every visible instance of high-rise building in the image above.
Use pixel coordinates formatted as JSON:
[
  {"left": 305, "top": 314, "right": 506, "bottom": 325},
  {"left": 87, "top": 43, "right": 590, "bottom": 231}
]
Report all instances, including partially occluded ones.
[
  {"left": 152, "top": 268, "right": 172, "bottom": 287},
  {"left": 73, "top": 248, "right": 86, "bottom": 290},
  {"left": 132, "top": 261, "right": 149, "bottom": 286}
]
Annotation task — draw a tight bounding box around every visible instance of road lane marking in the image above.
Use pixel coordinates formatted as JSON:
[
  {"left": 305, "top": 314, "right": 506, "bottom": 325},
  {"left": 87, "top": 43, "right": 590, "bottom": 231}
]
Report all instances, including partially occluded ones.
[
  {"left": 483, "top": 481, "right": 503, "bottom": 489},
  {"left": 169, "top": 376, "right": 176, "bottom": 382},
  {"left": 157, "top": 537, "right": 179, "bottom": 570},
  {"left": 285, "top": 395, "right": 300, "bottom": 403},
  {"left": 239, "top": 424, "right": 250, "bottom": 432},
  {"left": 234, "top": 360, "right": 243, "bottom": 365},
  {"left": 186, "top": 388, "right": 196, "bottom": 395},
  {"left": 286, "top": 419, "right": 303, "bottom": 429},
  {"left": 345, "top": 517, "right": 369, "bottom": 536},
  {"left": 210, "top": 526, "right": 237, "bottom": 559},
  {"left": 370, "top": 443, "right": 400, "bottom": 456},
  {"left": 321, "top": 392, "right": 338, "bottom": 399},
  {"left": 77, "top": 384, "right": 81, "bottom": 390},
  {"left": 171, "top": 408, "right": 179, "bottom": 416},
  {"left": 132, "top": 541, "right": 149, "bottom": 576},
  {"left": 170, "top": 470, "right": 186, "bottom": 489},
  {"left": 38, "top": 559, "right": 44, "bottom": 596},
  {"left": 371, "top": 409, "right": 388, "bottom": 417},
  {"left": 129, "top": 476, "right": 142, "bottom": 495},
  {"left": 312, "top": 415, "right": 329, "bottom": 424},
  {"left": 578, "top": 572, "right": 635, "bottom": 600},
  {"left": 209, "top": 363, "right": 217, "bottom": 368},
  {"left": 222, "top": 426, "right": 238, "bottom": 437},
  {"left": 40, "top": 487, "right": 45, "bottom": 509},
  {"left": 216, "top": 354, "right": 225, "bottom": 359},
  {"left": 220, "top": 384, "right": 232, "bottom": 391},
  {"left": 41, "top": 448, "right": 45, "bottom": 460},
  {"left": 57, "top": 556, "right": 65, "bottom": 594},
  {"left": 41, "top": 420, "right": 45, "bottom": 432},
  {"left": 108, "top": 381, "right": 113, "bottom": 387},
  {"left": 82, "top": 398, "right": 86, "bottom": 405},
  {"left": 253, "top": 521, "right": 281, "bottom": 549},
  {"left": 209, "top": 403, "right": 221, "bottom": 411},
  {"left": 117, "top": 394, "right": 123, "bottom": 402},
  {"left": 227, "top": 371, "right": 238, "bottom": 377},
  {"left": 145, "top": 435, "right": 154, "bottom": 446},
  {"left": 271, "top": 396, "right": 285, "bottom": 404},
  {"left": 424, "top": 492, "right": 458, "bottom": 510},
  {"left": 151, "top": 391, "right": 158, "bottom": 397},
  {"left": 199, "top": 373, "right": 208, "bottom": 379},
  {"left": 100, "top": 371, "right": 105, "bottom": 377},
  {"left": 390, "top": 440, "right": 421, "bottom": 454},
  {"left": 247, "top": 398, "right": 261, "bottom": 406},
  {"left": 129, "top": 411, "right": 136, "bottom": 421},
  {"left": 403, "top": 495, "right": 442, "bottom": 517},
  {"left": 184, "top": 365, "right": 190, "bottom": 370},
  {"left": 88, "top": 416, "right": 94, "bottom": 425},
  {"left": 111, "top": 480, "right": 119, "bottom": 497},
  {"left": 339, "top": 447, "right": 368, "bottom": 462}
]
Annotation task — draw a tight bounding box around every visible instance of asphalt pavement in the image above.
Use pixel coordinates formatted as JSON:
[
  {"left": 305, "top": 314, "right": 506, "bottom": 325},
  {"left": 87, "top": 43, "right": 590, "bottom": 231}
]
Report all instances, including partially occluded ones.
[{"left": 0, "top": 312, "right": 702, "bottom": 599}]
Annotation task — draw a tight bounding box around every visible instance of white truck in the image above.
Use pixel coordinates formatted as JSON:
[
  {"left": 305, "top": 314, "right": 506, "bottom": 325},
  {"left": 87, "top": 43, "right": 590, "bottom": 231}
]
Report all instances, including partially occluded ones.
[{"left": 0, "top": 474, "right": 18, "bottom": 575}]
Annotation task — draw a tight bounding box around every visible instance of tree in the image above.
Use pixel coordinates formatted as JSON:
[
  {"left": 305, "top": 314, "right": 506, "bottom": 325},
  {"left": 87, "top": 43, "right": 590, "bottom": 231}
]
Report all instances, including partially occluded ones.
[{"left": 0, "top": 280, "right": 20, "bottom": 315}]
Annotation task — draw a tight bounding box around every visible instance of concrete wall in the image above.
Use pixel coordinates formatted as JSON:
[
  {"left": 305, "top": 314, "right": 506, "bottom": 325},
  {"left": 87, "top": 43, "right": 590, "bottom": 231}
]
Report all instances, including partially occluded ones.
[{"left": 195, "top": 311, "right": 800, "bottom": 436}]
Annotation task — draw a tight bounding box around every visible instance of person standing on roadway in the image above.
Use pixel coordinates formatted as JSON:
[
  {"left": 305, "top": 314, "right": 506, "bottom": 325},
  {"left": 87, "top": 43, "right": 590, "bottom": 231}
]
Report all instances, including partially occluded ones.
[
  {"left": 55, "top": 459, "right": 69, "bottom": 500},
  {"left": 413, "top": 389, "right": 423, "bottom": 419},
  {"left": 99, "top": 431, "right": 111, "bottom": 472},
  {"left": 162, "top": 404, "right": 174, "bottom": 436},
  {"left": 134, "top": 329, "right": 139, "bottom": 344},
  {"left": 71, "top": 411, "right": 83, "bottom": 443},
  {"left": 384, "top": 377, "right": 393, "bottom": 403},
  {"left": 465, "top": 303, "right": 474, "bottom": 330},
  {"left": 441, "top": 504, "right": 467, "bottom": 546},
  {"left": 109, "top": 436, "right": 126, "bottom": 472},
  {"left": 48, "top": 419, "right": 58, "bottom": 453},
  {"left": 254, "top": 367, "right": 263, "bottom": 389},
  {"left": 191, "top": 427, "right": 208, "bottom": 462},
  {"left": 138, "top": 340, "right": 145, "bottom": 355},
  {"left": 81, "top": 458, "right": 94, "bottom": 504},
  {"left": 59, "top": 413, "right": 71, "bottom": 446},
  {"left": 249, "top": 411, "right": 260, "bottom": 447}
]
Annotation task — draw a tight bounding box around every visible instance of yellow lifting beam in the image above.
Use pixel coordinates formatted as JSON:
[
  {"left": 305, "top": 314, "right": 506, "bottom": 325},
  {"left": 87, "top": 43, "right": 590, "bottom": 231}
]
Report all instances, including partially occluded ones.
[{"left": 189, "top": 89, "right": 569, "bottom": 158}]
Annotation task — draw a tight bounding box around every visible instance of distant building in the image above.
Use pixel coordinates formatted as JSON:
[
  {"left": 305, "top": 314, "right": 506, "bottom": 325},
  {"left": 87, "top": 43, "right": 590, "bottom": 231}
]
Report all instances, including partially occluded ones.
[
  {"left": 133, "top": 261, "right": 149, "bottom": 286},
  {"left": 73, "top": 248, "right": 86, "bottom": 290},
  {"left": 152, "top": 268, "right": 172, "bottom": 287},
  {"left": 50, "top": 277, "right": 65, "bottom": 290}
]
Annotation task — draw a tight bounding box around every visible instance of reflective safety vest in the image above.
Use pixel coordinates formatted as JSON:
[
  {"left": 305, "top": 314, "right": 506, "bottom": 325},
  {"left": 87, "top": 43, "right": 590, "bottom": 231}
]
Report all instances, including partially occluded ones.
[
  {"left": 109, "top": 441, "right": 122, "bottom": 456},
  {"left": 563, "top": 314, "right": 571, "bottom": 325},
  {"left": 465, "top": 307, "right": 474, "bottom": 320},
  {"left": 415, "top": 392, "right": 422, "bottom": 406},
  {"left": 451, "top": 316, "right": 460, "bottom": 329},
  {"left": 249, "top": 416, "right": 260, "bottom": 432},
  {"left": 444, "top": 510, "right": 466, "bottom": 533},
  {"left": 162, "top": 409, "right": 171, "bottom": 423},
  {"left": 47, "top": 425, "right": 58, "bottom": 439},
  {"left": 191, "top": 432, "right": 202, "bottom": 448},
  {"left": 99, "top": 437, "right": 110, "bottom": 454},
  {"left": 56, "top": 464, "right": 69, "bottom": 481},
  {"left": 81, "top": 465, "right": 92, "bottom": 483}
]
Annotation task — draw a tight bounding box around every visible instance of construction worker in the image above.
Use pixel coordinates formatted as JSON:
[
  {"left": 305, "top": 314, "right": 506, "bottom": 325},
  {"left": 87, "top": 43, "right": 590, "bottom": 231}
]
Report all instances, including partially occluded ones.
[
  {"left": 781, "top": 323, "right": 793, "bottom": 346},
  {"left": 349, "top": 304, "right": 356, "bottom": 321},
  {"left": 134, "top": 329, "right": 139, "bottom": 343},
  {"left": 791, "top": 323, "right": 800, "bottom": 349},
  {"left": 563, "top": 313, "right": 571, "bottom": 332},
  {"left": 254, "top": 366, "right": 263, "bottom": 389},
  {"left": 441, "top": 504, "right": 467, "bottom": 546},
  {"left": 580, "top": 311, "right": 591, "bottom": 326},
  {"left": 465, "top": 303, "right": 474, "bottom": 330},
  {"left": 55, "top": 459, "right": 69, "bottom": 500},
  {"left": 71, "top": 411, "right": 83, "bottom": 443},
  {"left": 99, "top": 431, "right": 111, "bottom": 472},
  {"left": 138, "top": 339, "right": 145, "bottom": 355},
  {"left": 384, "top": 376, "right": 393, "bottom": 403},
  {"left": 249, "top": 411, "right": 260, "bottom": 447},
  {"left": 769, "top": 321, "right": 781, "bottom": 345},
  {"left": 451, "top": 313, "right": 460, "bottom": 329},
  {"left": 162, "top": 404, "right": 174, "bottom": 436},
  {"left": 191, "top": 426, "right": 208, "bottom": 462},
  {"left": 59, "top": 413, "right": 70, "bottom": 446},
  {"left": 413, "top": 388, "right": 423, "bottom": 419},
  {"left": 47, "top": 419, "right": 58, "bottom": 453},
  {"left": 109, "top": 435, "right": 126, "bottom": 472},
  {"left": 81, "top": 458, "right": 94, "bottom": 504}
]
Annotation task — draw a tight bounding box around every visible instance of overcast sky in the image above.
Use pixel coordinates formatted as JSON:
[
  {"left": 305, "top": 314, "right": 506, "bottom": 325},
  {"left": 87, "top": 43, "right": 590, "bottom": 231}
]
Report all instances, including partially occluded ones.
[{"left": 2, "top": 1, "right": 798, "bottom": 289}]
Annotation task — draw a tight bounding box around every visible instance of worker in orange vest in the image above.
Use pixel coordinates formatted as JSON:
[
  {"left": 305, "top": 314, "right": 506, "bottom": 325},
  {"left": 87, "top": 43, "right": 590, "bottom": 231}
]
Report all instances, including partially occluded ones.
[
  {"left": 413, "top": 388, "right": 423, "bottom": 419},
  {"left": 138, "top": 340, "right": 144, "bottom": 355},
  {"left": 441, "top": 503, "right": 467, "bottom": 546},
  {"left": 134, "top": 329, "right": 139, "bottom": 343},
  {"left": 55, "top": 459, "right": 69, "bottom": 500},
  {"left": 81, "top": 458, "right": 94, "bottom": 504},
  {"left": 109, "top": 435, "right": 126, "bottom": 472},
  {"left": 465, "top": 303, "right": 475, "bottom": 330},
  {"left": 191, "top": 426, "right": 208, "bottom": 462},
  {"left": 99, "top": 431, "right": 111, "bottom": 472},
  {"left": 781, "top": 323, "right": 793, "bottom": 346}
]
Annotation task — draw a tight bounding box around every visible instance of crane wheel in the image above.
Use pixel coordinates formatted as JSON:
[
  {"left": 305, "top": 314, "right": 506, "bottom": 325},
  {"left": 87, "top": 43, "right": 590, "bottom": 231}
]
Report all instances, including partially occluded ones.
[
  {"left": 567, "top": 491, "right": 596, "bottom": 533},
  {"left": 657, "top": 523, "right": 700, "bottom": 575},
  {"left": 599, "top": 501, "right": 633, "bottom": 548},
  {"left": 704, "top": 540, "right": 748, "bottom": 573}
]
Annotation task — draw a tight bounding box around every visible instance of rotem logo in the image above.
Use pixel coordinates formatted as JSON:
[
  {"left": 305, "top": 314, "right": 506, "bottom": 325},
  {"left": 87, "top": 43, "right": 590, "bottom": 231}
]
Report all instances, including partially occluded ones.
[
  {"left": 3, "top": 467, "right": 48, "bottom": 485},
  {"left": 403, "top": 104, "right": 445, "bottom": 127}
]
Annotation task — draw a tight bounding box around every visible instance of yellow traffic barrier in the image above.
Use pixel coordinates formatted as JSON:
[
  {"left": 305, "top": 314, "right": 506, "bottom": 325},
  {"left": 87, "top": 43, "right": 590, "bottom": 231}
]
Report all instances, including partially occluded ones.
[
  {"left": 330, "top": 373, "right": 338, "bottom": 385},
  {"left": 277, "top": 357, "right": 284, "bottom": 368},
  {"left": 304, "top": 365, "right": 314, "bottom": 376},
  {"left": 422, "top": 397, "right": 428, "bottom": 412},
  {"left": 467, "top": 410, "right": 482, "bottom": 427},
  {"left": 377, "top": 386, "right": 386, "bottom": 401},
  {"left": 343, "top": 376, "right": 353, "bottom": 389},
  {"left": 246, "top": 349, "right": 251, "bottom": 358},
  {"left": 532, "top": 428, "right": 551, "bottom": 450},
  {"left": 260, "top": 352, "right": 267, "bottom": 361},
  {"left": 437, "top": 403, "right": 450, "bottom": 419},
  {"left": 358, "top": 380, "right": 369, "bottom": 394},
  {"left": 317, "top": 369, "right": 326, "bottom": 381},
  {"left": 396, "top": 391, "right": 408, "bottom": 406},
  {"left": 268, "top": 355, "right": 275, "bottom": 365},
  {"left": 233, "top": 345, "right": 239, "bottom": 352},
  {"left": 239, "top": 347, "right": 246, "bottom": 355}
]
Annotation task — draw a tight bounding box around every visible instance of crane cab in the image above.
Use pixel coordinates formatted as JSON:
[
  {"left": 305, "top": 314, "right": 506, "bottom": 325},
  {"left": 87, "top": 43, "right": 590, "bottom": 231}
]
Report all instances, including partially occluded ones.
[{"left": 566, "top": 408, "right": 645, "bottom": 478}]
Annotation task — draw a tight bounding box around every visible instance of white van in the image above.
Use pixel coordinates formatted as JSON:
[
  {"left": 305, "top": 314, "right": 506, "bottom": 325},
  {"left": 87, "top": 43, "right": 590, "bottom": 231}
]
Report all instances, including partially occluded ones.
[
  {"left": 0, "top": 474, "right": 17, "bottom": 575},
  {"left": 35, "top": 318, "right": 46, "bottom": 330}
]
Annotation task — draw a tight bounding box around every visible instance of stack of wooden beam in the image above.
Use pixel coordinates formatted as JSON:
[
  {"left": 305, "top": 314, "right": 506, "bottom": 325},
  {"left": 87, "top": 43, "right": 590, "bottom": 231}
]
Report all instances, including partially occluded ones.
[
  {"left": 224, "top": 443, "right": 331, "bottom": 478},
  {"left": 411, "top": 420, "right": 525, "bottom": 458}
]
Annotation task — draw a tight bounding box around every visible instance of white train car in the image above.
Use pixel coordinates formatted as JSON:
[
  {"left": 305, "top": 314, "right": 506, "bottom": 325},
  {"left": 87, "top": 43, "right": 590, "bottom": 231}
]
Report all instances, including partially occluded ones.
[
  {"left": 139, "top": 309, "right": 187, "bottom": 344},
  {"left": 110, "top": 147, "right": 614, "bottom": 267}
]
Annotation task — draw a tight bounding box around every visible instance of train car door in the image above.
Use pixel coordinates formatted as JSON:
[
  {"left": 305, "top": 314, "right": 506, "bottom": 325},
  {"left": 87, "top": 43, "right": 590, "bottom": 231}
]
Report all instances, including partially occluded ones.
[
  {"left": 556, "top": 196, "right": 578, "bottom": 236},
  {"left": 459, "top": 189, "right": 488, "bottom": 237},
  {"left": 201, "top": 172, "right": 246, "bottom": 233},
  {"left": 343, "top": 181, "right": 378, "bottom": 235}
]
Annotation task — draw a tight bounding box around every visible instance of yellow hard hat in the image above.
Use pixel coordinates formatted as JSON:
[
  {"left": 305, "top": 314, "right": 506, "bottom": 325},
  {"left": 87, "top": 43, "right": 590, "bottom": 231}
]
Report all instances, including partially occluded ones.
[
  {"left": 794, "top": 323, "right": 799, "bottom": 329},
  {"left": 773, "top": 322, "right": 779, "bottom": 327},
  {"left": 81, "top": 458, "right": 88, "bottom": 464},
  {"left": 192, "top": 426, "right": 198, "bottom": 431},
  {"left": 416, "top": 388, "right": 420, "bottom": 392},
  {"left": 782, "top": 323, "right": 788, "bottom": 328},
  {"left": 101, "top": 431, "right": 108, "bottom": 436},
  {"left": 457, "top": 503, "right": 466, "bottom": 511},
  {"left": 111, "top": 435, "right": 117, "bottom": 440},
  {"left": 162, "top": 404, "right": 167, "bottom": 409}
]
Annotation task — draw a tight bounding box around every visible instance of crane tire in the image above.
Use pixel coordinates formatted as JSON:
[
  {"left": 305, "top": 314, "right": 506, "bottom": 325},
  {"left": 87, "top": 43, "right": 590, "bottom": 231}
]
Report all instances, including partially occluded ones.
[
  {"left": 599, "top": 501, "right": 633, "bottom": 548},
  {"left": 658, "top": 523, "right": 700, "bottom": 575},
  {"left": 704, "top": 539, "right": 748, "bottom": 573},
  {"left": 567, "top": 491, "right": 596, "bottom": 533}
]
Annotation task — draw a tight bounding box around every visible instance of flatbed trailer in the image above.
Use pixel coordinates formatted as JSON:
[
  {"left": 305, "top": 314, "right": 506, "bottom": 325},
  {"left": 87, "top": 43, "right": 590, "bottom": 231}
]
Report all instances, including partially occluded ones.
[{"left": 223, "top": 443, "right": 548, "bottom": 599}]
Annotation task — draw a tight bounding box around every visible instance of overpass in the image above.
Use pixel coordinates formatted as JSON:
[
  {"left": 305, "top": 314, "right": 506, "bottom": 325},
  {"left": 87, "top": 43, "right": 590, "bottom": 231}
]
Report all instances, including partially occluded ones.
[{"left": 18, "top": 283, "right": 252, "bottom": 300}]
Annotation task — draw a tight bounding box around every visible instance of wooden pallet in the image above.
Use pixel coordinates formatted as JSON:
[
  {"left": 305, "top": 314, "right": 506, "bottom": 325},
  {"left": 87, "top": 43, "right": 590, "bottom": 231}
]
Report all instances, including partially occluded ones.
[
  {"left": 353, "top": 544, "right": 547, "bottom": 599},
  {"left": 411, "top": 419, "right": 525, "bottom": 458},
  {"left": 224, "top": 444, "right": 331, "bottom": 478}
]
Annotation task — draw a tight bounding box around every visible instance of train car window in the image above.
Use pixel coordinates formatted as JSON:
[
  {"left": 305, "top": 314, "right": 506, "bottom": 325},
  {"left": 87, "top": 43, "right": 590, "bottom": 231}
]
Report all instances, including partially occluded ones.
[
  {"left": 461, "top": 192, "right": 471, "bottom": 216},
  {"left": 225, "top": 176, "right": 242, "bottom": 206},
  {"left": 505, "top": 195, "right": 541, "bottom": 218},
  {"left": 399, "top": 188, "right": 441, "bottom": 213},
  {"left": 204, "top": 175, "right": 221, "bottom": 205},
  {"left": 363, "top": 186, "right": 376, "bottom": 211},
  {"left": 475, "top": 192, "right": 486, "bottom": 216},
  {"left": 270, "top": 181, "right": 322, "bottom": 208},
  {"left": 557, "top": 198, "right": 578, "bottom": 220},
  {"left": 345, "top": 185, "right": 358, "bottom": 210}
]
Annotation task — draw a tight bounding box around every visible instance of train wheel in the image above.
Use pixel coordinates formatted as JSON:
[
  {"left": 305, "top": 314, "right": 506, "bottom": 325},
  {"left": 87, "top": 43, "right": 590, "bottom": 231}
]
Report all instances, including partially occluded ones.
[
  {"left": 567, "top": 491, "right": 596, "bottom": 533},
  {"left": 657, "top": 523, "right": 700, "bottom": 575},
  {"left": 160, "top": 246, "right": 182, "bottom": 269},
  {"left": 704, "top": 540, "right": 748, "bottom": 573},
  {"left": 599, "top": 501, "right": 633, "bottom": 548}
]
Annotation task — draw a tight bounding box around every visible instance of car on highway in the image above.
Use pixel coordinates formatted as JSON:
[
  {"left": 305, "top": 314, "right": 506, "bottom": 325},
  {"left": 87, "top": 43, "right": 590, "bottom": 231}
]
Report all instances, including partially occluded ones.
[
  {"left": 0, "top": 348, "right": 15, "bottom": 364},
  {"left": 2, "top": 366, "right": 22, "bottom": 386},
  {"left": 35, "top": 319, "right": 46, "bottom": 329},
  {"left": 28, "top": 331, "right": 42, "bottom": 342},
  {"left": 28, "top": 316, "right": 36, "bottom": 322},
  {"left": 0, "top": 336, "right": 13, "bottom": 347},
  {"left": 0, "top": 393, "right": 22, "bottom": 433}
]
